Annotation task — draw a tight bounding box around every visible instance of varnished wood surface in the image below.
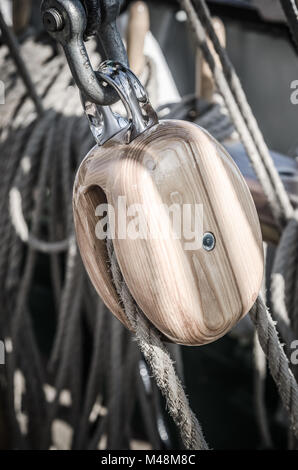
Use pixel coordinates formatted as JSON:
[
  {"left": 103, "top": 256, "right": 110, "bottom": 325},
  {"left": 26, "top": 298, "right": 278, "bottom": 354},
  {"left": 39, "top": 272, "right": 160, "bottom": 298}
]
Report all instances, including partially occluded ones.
[{"left": 73, "top": 120, "right": 264, "bottom": 345}]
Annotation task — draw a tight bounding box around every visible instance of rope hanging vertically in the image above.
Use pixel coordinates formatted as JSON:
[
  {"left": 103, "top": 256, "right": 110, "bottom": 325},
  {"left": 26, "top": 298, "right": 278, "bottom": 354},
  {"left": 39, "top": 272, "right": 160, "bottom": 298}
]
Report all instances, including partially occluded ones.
[
  {"left": 2, "top": 0, "right": 298, "bottom": 451},
  {"left": 0, "top": 37, "right": 168, "bottom": 450},
  {"left": 106, "top": 237, "right": 209, "bottom": 450},
  {"left": 179, "top": 0, "right": 298, "bottom": 438},
  {"left": 250, "top": 297, "right": 298, "bottom": 438},
  {"left": 180, "top": 0, "right": 294, "bottom": 228}
]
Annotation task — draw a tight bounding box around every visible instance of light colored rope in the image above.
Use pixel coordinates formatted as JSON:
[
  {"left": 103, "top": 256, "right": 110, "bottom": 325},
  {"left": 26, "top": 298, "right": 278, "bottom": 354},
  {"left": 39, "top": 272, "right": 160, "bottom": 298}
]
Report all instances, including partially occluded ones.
[
  {"left": 250, "top": 296, "right": 298, "bottom": 438},
  {"left": 106, "top": 237, "right": 208, "bottom": 450},
  {"left": 181, "top": 0, "right": 298, "bottom": 439},
  {"left": 271, "top": 211, "right": 298, "bottom": 345},
  {"left": 252, "top": 247, "right": 273, "bottom": 449},
  {"left": 2, "top": 33, "right": 192, "bottom": 450},
  {"left": 3, "top": 3, "right": 298, "bottom": 450},
  {"left": 193, "top": 0, "right": 293, "bottom": 221},
  {"left": 180, "top": 0, "right": 293, "bottom": 227}
]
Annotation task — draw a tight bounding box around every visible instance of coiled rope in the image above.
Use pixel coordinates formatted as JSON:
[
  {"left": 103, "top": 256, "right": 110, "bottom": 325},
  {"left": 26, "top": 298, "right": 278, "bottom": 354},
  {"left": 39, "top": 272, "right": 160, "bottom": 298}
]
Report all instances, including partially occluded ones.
[
  {"left": 2, "top": 0, "right": 298, "bottom": 449},
  {"left": 0, "top": 32, "right": 186, "bottom": 450}
]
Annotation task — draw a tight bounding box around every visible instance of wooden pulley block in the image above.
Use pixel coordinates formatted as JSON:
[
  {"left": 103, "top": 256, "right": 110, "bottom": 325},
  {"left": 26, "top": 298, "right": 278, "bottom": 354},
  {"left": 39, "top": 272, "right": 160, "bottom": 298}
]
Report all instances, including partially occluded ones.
[{"left": 73, "top": 62, "right": 264, "bottom": 345}]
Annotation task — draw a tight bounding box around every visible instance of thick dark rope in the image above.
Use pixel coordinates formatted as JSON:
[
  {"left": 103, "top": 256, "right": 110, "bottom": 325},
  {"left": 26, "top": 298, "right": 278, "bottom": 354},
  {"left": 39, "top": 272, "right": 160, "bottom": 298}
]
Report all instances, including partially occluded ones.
[
  {"left": 136, "top": 369, "right": 162, "bottom": 449},
  {"left": 75, "top": 301, "right": 107, "bottom": 448},
  {"left": 107, "top": 317, "right": 125, "bottom": 449}
]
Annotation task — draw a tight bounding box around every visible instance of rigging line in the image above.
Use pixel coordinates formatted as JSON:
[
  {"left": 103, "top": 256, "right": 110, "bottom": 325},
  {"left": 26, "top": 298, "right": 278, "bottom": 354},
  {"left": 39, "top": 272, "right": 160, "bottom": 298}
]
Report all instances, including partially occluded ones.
[
  {"left": 0, "top": 9, "right": 44, "bottom": 116},
  {"left": 106, "top": 236, "right": 208, "bottom": 450}
]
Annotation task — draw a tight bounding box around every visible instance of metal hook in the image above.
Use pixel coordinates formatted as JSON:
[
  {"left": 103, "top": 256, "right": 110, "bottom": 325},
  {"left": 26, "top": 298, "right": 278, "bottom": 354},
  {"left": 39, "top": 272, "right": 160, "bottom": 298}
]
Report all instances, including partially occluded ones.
[
  {"left": 81, "top": 61, "right": 158, "bottom": 145},
  {"left": 41, "top": 0, "right": 127, "bottom": 105}
]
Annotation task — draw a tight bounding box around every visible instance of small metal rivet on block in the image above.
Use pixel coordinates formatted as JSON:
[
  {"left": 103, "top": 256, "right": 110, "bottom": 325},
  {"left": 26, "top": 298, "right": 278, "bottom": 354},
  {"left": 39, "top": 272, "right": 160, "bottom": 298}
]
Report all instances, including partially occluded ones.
[{"left": 202, "top": 232, "right": 216, "bottom": 251}]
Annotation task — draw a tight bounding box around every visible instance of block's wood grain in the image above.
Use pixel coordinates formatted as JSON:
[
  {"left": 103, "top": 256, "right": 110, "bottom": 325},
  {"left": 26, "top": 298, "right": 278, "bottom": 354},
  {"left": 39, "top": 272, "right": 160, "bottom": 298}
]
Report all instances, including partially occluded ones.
[{"left": 73, "top": 120, "right": 264, "bottom": 345}]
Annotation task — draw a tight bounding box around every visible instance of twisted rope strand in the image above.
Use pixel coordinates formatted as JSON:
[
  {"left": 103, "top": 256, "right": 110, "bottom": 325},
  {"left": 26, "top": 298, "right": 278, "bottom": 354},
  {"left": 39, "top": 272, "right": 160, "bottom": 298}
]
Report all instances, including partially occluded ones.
[{"left": 250, "top": 296, "right": 298, "bottom": 438}]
